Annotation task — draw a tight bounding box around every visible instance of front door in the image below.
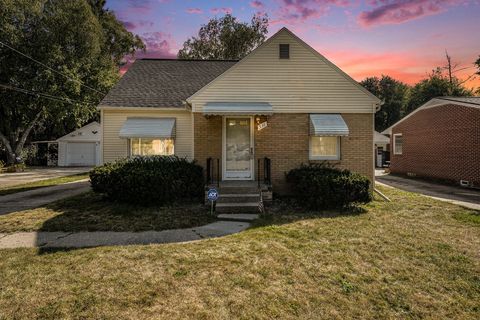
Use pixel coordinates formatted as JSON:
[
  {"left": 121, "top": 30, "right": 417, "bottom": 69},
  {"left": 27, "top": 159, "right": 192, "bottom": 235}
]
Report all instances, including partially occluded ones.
[{"left": 223, "top": 117, "right": 253, "bottom": 180}]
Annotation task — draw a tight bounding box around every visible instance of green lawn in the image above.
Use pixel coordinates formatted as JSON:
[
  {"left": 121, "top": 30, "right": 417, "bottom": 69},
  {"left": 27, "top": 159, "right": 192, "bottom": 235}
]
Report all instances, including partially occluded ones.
[
  {"left": 0, "top": 192, "right": 214, "bottom": 233},
  {"left": 0, "top": 173, "right": 89, "bottom": 196},
  {"left": 0, "top": 186, "right": 479, "bottom": 319}
]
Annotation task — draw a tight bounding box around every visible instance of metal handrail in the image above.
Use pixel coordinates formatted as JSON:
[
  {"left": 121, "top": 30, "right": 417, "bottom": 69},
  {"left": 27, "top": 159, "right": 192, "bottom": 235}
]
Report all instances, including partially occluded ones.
[
  {"left": 257, "top": 157, "right": 272, "bottom": 188},
  {"left": 206, "top": 157, "right": 220, "bottom": 187}
]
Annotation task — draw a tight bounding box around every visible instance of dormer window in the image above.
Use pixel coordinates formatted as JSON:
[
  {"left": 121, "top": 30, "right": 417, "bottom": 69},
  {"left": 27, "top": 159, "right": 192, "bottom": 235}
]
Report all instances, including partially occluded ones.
[{"left": 279, "top": 44, "right": 289, "bottom": 59}]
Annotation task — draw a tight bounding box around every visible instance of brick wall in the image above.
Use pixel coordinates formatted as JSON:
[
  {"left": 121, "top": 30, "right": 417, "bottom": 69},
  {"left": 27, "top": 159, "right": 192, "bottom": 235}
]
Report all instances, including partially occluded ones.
[
  {"left": 390, "top": 104, "right": 480, "bottom": 186},
  {"left": 194, "top": 113, "right": 374, "bottom": 194}
]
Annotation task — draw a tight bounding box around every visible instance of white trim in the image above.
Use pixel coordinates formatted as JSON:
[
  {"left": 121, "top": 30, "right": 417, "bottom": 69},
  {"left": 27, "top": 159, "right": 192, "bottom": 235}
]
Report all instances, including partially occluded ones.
[
  {"left": 97, "top": 105, "right": 189, "bottom": 111},
  {"left": 222, "top": 116, "right": 254, "bottom": 180},
  {"left": 393, "top": 133, "right": 403, "bottom": 155},
  {"left": 309, "top": 136, "right": 341, "bottom": 160}
]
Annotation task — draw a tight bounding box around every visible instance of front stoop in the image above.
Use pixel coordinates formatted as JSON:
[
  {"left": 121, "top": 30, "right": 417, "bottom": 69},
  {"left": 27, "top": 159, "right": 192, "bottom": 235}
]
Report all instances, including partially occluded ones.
[
  {"left": 217, "top": 213, "right": 259, "bottom": 222},
  {"left": 205, "top": 181, "right": 271, "bottom": 214}
]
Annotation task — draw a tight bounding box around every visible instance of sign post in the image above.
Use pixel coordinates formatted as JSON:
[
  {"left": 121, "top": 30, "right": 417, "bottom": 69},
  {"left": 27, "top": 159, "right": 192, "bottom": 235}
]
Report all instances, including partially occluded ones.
[{"left": 207, "top": 188, "right": 219, "bottom": 215}]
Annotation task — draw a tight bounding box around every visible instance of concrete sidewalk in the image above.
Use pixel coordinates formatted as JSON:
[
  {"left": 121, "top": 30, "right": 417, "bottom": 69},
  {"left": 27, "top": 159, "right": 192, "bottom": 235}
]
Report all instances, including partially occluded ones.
[
  {"left": 376, "top": 174, "right": 480, "bottom": 211},
  {"left": 0, "top": 180, "right": 90, "bottom": 215},
  {"left": 0, "top": 221, "right": 251, "bottom": 249}
]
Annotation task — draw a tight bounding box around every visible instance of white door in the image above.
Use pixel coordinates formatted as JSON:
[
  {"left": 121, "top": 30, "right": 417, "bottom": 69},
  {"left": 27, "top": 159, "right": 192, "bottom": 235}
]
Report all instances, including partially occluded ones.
[
  {"left": 67, "top": 142, "right": 96, "bottom": 166},
  {"left": 223, "top": 117, "right": 254, "bottom": 180}
]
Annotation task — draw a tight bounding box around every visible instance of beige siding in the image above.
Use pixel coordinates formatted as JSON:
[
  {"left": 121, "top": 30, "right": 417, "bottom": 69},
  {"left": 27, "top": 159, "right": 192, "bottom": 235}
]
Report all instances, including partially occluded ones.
[
  {"left": 102, "top": 108, "right": 193, "bottom": 163},
  {"left": 190, "top": 29, "right": 377, "bottom": 113}
]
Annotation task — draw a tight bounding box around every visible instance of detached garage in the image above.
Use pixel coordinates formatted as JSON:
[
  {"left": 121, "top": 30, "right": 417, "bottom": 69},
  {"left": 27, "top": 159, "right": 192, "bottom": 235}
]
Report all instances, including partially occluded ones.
[{"left": 57, "top": 122, "right": 101, "bottom": 167}]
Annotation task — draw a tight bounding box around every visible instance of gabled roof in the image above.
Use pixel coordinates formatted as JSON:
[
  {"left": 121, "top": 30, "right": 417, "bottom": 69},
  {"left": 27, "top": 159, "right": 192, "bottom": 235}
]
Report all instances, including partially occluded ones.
[
  {"left": 56, "top": 122, "right": 101, "bottom": 142},
  {"left": 382, "top": 96, "right": 480, "bottom": 134},
  {"left": 187, "top": 27, "right": 381, "bottom": 105},
  {"left": 99, "top": 59, "right": 237, "bottom": 108},
  {"left": 375, "top": 131, "right": 390, "bottom": 143}
]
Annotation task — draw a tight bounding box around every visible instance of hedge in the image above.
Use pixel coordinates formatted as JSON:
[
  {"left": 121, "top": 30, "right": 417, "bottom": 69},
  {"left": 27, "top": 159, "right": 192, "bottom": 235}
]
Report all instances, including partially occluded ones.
[
  {"left": 90, "top": 156, "right": 204, "bottom": 205},
  {"left": 285, "top": 163, "right": 372, "bottom": 209}
]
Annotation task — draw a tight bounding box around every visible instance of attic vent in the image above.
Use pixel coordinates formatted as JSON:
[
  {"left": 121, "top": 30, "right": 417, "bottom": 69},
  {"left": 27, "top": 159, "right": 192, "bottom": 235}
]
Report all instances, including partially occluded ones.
[{"left": 279, "top": 44, "right": 289, "bottom": 59}]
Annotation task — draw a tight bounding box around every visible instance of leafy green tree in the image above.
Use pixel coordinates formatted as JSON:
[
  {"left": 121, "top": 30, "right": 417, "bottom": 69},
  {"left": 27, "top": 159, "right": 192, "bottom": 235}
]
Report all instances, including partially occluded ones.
[
  {"left": 360, "top": 76, "right": 410, "bottom": 132},
  {"left": 405, "top": 68, "right": 473, "bottom": 115},
  {"left": 178, "top": 13, "right": 268, "bottom": 60},
  {"left": 0, "top": 0, "right": 144, "bottom": 164}
]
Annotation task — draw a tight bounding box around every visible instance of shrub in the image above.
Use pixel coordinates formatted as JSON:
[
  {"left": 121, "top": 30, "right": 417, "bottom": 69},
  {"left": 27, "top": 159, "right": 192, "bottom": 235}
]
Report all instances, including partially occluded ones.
[
  {"left": 285, "top": 163, "right": 372, "bottom": 209},
  {"left": 90, "top": 156, "right": 204, "bottom": 205}
]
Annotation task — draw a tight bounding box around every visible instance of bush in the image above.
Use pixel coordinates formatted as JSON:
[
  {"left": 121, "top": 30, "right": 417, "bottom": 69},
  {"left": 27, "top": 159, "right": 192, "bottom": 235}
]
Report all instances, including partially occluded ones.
[
  {"left": 90, "top": 156, "right": 204, "bottom": 205},
  {"left": 285, "top": 163, "right": 372, "bottom": 209}
]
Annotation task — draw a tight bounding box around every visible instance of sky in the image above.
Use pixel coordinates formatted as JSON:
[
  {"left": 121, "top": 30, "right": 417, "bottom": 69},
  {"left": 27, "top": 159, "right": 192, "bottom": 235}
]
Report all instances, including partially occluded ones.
[{"left": 106, "top": 0, "right": 480, "bottom": 89}]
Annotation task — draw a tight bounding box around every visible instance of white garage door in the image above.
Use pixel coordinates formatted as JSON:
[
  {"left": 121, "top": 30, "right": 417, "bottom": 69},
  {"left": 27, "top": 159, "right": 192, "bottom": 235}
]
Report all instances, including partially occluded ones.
[{"left": 66, "top": 142, "right": 96, "bottom": 166}]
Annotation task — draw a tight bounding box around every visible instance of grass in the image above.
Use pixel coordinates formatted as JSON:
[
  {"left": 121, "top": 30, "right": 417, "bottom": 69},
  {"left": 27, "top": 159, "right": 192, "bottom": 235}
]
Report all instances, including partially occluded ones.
[
  {"left": 0, "top": 173, "right": 89, "bottom": 196},
  {"left": 0, "top": 192, "right": 215, "bottom": 233},
  {"left": 0, "top": 186, "right": 479, "bottom": 319}
]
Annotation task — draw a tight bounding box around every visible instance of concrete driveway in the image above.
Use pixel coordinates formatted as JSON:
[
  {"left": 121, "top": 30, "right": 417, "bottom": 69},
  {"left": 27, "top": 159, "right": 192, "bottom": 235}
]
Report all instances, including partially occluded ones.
[
  {"left": 0, "top": 167, "right": 91, "bottom": 188},
  {"left": 376, "top": 171, "right": 480, "bottom": 210},
  {"left": 0, "top": 180, "right": 90, "bottom": 215}
]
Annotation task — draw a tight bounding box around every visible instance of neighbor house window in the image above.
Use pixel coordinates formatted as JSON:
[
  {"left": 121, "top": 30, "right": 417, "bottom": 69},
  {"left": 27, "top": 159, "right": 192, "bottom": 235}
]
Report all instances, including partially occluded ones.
[
  {"left": 130, "top": 138, "right": 174, "bottom": 156},
  {"left": 393, "top": 134, "right": 403, "bottom": 155},
  {"left": 309, "top": 136, "right": 340, "bottom": 160}
]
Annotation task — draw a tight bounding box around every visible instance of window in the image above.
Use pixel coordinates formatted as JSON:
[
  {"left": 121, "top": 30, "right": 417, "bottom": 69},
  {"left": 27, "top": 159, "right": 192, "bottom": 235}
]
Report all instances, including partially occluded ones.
[
  {"left": 309, "top": 136, "right": 340, "bottom": 160},
  {"left": 393, "top": 134, "right": 403, "bottom": 155},
  {"left": 130, "top": 138, "right": 174, "bottom": 156},
  {"left": 279, "top": 44, "right": 289, "bottom": 59}
]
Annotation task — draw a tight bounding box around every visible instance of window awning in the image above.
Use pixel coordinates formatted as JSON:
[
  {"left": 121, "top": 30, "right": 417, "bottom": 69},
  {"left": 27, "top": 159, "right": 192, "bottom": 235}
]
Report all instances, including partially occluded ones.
[
  {"left": 310, "top": 114, "right": 349, "bottom": 136},
  {"left": 119, "top": 118, "right": 176, "bottom": 139},
  {"left": 203, "top": 102, "right": 273, "bottom": 115}
]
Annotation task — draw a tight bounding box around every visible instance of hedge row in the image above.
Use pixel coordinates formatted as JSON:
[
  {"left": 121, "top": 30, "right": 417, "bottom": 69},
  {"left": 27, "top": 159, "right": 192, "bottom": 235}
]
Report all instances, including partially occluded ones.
[
  {"left": 90, "top": 156, "right": 203, "bottom": 205},
  {"left": 286, "top": 163, "right": 372, "bottom": 209}
]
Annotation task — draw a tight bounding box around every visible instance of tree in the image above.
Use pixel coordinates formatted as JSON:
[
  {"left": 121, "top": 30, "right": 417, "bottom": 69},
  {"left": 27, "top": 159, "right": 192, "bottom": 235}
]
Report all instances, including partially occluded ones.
[
  {"left": 360, "top": 76, "right": 410, "bottom": 132},
  {"left": 0, "top": 0, "right": 144, "bottom": 164},
  {"left": 178, "top": 13, "right": 268, "bottom": 60},
  {"left": 475, "top": 56, "right": 480, "bottom": 75},
  {"left": 405, "top": 68, "right": 473, "bottom": 115}
]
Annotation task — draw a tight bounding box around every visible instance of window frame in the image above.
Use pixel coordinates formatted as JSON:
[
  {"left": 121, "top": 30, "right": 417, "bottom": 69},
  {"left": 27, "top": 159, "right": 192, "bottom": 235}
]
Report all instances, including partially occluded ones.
[
  {"left": 393, "top": 133, "right": 403, "bottom": 155},
  {"left": 279, "top": 44, "right": 290, "bottom": 59},
  {"left": 309, "top": 136, "right": 341, "bottom": 161},
  {"left": 129, "top": 137, "right": 175, "bottom": 157}
]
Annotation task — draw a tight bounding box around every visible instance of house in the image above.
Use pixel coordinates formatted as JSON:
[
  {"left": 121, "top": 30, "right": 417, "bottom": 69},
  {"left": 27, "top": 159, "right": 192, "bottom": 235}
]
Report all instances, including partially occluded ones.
[
  {"left": 57, "top": 122, "right": 101, "bottom": 166},
  {"left": 99, "top": 28, "right": 380, "bottom": 195},
  {"left": 374, "top": 131, "right": 390, "bottom": 167},
  {"left": 382, "top": 97, "right": 480, "bottom": 188}
]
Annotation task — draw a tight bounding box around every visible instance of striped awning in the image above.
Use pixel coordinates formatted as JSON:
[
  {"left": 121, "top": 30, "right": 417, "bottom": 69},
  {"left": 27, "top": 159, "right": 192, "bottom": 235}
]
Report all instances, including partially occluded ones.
[
  {"left": 310, "top": 114, "right": 349, "bottom": 136},
  {"left": 203, "top": 102, "right": 273, "bottom": 115},
  {"left": 119, "top": 118, "right": 176, "bottom": 138}
]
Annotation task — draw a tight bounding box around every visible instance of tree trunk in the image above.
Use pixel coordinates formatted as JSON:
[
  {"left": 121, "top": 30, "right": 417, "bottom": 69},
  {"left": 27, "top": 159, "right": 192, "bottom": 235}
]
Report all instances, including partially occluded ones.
[{"left": 0, "top": 112, "right": 42, "bottom": 165}]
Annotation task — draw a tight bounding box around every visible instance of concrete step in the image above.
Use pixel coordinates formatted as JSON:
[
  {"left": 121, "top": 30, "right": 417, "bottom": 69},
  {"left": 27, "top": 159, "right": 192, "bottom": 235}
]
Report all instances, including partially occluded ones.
[
  {"left": 217, "top": 213, "right": 259, "bottom": 222},
  {"left": 215, "top": 202, "right": 260, "bottom": 214},
  {"left": 216, "top": 194, "right": 260, "bottom": 203},
  {"left": 217, "top": 186, "right": 259, "bottom": 194}
]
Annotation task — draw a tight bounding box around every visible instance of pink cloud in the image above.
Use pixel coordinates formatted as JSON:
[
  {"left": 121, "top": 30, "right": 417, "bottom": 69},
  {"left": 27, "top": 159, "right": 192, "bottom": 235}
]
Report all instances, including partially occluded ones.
[
  {"left": 272, "top": 0, "right": 353, "bottom": 25},
  {"left": 210, "top": 7, "right": 233, "bottom": 15},
  {"left": 120, "top": 31, "right": 177, "bottom": 74},
  {"left": 358, "top": 0, "right": 466, "bottom": 27},
  {"left": 186, "top": 8, "right": 203, "bottom": 14},
  {"left": 121, "top": 20, "right": 154, "bottom": 31},
  {"left": 250, "top": 1, "right": 265, "bottom": 9}
]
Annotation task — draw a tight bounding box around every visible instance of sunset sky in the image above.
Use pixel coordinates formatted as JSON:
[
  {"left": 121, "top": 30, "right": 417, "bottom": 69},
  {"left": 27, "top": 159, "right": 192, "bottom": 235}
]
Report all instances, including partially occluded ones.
[{"left": 107, "top": 0, "right": 480, "bottom": 89}]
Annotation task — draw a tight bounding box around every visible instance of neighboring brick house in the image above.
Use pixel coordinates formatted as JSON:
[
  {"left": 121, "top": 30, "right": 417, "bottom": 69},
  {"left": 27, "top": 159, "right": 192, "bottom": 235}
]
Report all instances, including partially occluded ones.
[
  {"left": 99, "top": 27, "right": 381, "bottom": 196},
  {"left": 383, "top": 97, "right": 480, "bottom": 187}
]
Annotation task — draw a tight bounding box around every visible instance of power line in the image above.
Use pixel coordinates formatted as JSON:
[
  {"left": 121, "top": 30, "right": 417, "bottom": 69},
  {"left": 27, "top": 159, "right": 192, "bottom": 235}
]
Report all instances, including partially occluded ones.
[
  {"left": 0, "top": 83, "right": 90, "bottom": 106},
  {"left": 0, "top": 40, "right": 107, "bottom": 96}
]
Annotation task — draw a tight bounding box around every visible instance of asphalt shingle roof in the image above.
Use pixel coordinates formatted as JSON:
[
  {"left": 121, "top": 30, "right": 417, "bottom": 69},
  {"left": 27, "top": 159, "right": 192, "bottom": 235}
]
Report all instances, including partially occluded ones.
[
  {"left": 437, "top": 96, "right": 480, "bottom": 106},
  {"left": 100, "top": 59, "right": 238, "bottom": 108}
]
